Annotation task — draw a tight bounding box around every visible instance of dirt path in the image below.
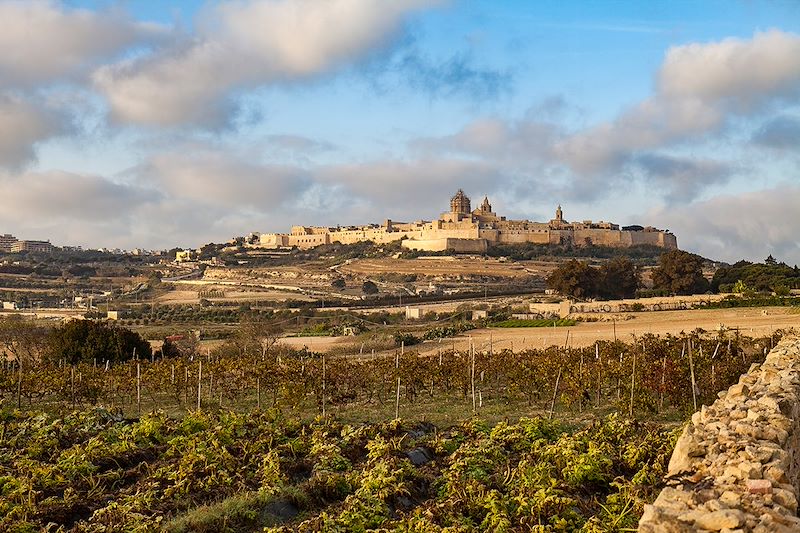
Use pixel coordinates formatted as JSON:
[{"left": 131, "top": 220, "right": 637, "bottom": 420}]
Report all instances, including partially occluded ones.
[
  {"left": 421, "top": 307, "right": 800, "bottom": 353},
  {"left": 276, "top": 335, "right": 352, "bottom": 352},
  {"left": 280, "top": 306, "right": 800, "bottom": 355}
]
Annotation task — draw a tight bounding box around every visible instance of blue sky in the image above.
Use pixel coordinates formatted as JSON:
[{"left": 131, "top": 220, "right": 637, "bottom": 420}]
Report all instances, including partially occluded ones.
[{"left": 2, "top": 0, "right": 800, "bottom": 263}]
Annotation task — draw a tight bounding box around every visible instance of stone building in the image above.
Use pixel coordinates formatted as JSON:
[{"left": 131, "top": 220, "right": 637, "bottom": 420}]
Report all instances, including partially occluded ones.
[
  {"left": 259, "top": 190, "right": 677, "bottom": 252},
  {"left": 10, "top": 240, "right": 54, "bottom": 253},
  {"left": 0, "top": 233, "right": 18, "bottom": 252}
]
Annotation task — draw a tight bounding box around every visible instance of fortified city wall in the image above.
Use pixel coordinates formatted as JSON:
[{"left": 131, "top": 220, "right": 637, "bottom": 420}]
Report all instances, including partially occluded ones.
[
  {"left": 638, "top": 336, "right": 800, "bottom": 532},
  {"left": 258, "top": 190, "right": 677, "bottom": 251}
]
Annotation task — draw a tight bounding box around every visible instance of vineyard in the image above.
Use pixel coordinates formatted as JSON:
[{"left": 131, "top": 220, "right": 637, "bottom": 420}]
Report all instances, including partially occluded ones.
[
  {"left": 0, "top": 329, "right": 789, "bottom": 531},
  {"left": 2, "top": 409, "right": 676, "bottom": 532},
  {"left": 0, "top": 330, "right": 785, "bottom": 420}
]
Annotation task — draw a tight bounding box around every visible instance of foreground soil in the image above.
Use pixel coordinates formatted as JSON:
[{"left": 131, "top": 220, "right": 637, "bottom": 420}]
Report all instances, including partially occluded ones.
[{"left": 281, "top": 306, "right": 800, "bottom": 354}]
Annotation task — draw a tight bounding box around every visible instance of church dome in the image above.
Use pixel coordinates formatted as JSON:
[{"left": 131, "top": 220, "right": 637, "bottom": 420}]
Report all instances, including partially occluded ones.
[{"left": 450, "top": 189, "right": 471, "bottom": 214}]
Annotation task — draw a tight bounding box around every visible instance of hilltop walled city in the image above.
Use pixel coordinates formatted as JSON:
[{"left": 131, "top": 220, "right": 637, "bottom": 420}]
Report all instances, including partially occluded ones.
[{"left": 259, "top": 190, "right": 678, "bottom": 252}]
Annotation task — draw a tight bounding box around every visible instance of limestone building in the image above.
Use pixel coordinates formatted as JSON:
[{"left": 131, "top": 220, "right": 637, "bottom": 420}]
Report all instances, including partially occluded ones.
[
  {"left": 259, "top": 190, "right": 677, "bottom": 252},
  {"left": 10, "top": 240, "right": 53, "bottom": 253},
  {"left": 0, "top": 233, "right": 18, "bottom": 252}
]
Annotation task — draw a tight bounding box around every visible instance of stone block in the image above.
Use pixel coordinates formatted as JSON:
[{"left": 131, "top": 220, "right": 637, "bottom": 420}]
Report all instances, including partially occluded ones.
[{"left": 746, "top": 479, "right": 772, "bottom": 494}]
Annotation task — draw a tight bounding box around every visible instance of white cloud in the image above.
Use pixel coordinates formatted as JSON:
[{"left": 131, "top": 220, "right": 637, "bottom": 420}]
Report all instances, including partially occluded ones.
[
  {"left": 0, "top": 158, "right": 316, "bottom": 248},
  {"left": 0, "top": 1, "right": 164, "bottom": 168},
  {"left": 209, "top": 0, "right": 437, "bottom": 76},
  {"left": 752, "top": 115, "right": 800, "bottom": 150},
  {"left": 0, "top": 170, "right": 157, "bottom": 220},
  {"left": 633, "top": 154, "right": 732, "bottom": 204},
  {"left": 139, "top": 147, "right": 502, "bottom": 225},
  {"left": 95, "top": 0, "right": 441, "bottom": 127},
  {"left": 648, "top": 185, "right": 800, "bottom": 264},
  {"left": 413, "top": 116, "right": 560, "bottom": 163},
  {"left": 320, "top": 157, "right": 502, "bottom": 215},
  {"left": 0, "top": 0, "right": 162, "bottom": 88},
  {"left": 659, "top": 29, "right": 800, "bottom": 107},
  {"left": 140, "top": 148, "right": 313, "bottom": 210},
  {"left": 409, "top": 30, "right": 800, "bottom": 206},
  {"left": 554, "top": 96, "right": 723, "bottom": 174},
  {"left": 554, "top": 30, "right": 800, "bottom": 177},
  {"left": 0, "top": 94, "right": 70, "bottom": 168},
  {"left": 0, "top": 170, "right": 160, "bottom": 246}
]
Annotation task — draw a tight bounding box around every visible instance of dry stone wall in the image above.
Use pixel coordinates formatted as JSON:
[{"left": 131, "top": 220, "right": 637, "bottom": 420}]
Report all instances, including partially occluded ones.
[{"left": 639, "top": 336, "right": 800, "bottom": 532}]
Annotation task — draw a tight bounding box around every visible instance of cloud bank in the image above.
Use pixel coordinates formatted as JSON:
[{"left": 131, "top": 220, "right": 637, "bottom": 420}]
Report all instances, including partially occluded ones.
[
  {"left": 648, "top": 185, "right": 800, "bottom": 264},
  {"left": 0, "top": 0, "right": 161, "bottom": 88},
  {"left": 0, "top": 94, "right": 74, "bottom": 169},
  {"left": 94, "top": 0, "right": 442, "bottom": 127}
]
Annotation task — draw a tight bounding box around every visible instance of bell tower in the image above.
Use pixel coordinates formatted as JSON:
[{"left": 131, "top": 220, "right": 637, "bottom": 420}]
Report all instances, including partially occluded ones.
[{"left": 556, "top": 204, "right": 563, "bottom": 222}]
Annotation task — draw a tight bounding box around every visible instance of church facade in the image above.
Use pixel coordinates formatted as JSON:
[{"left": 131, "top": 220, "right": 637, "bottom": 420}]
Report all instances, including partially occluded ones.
[{"left": 259, "top": 190, "right": 677, "bottom": 252}]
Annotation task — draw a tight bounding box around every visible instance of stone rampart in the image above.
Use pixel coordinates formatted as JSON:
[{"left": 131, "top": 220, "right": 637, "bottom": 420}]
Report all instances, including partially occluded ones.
[
  {"left": 400, "top": 237, "right": 488, "bottom": 253},
  {"left": 639, "top": 336, "right": 800, "bottom": 532}
]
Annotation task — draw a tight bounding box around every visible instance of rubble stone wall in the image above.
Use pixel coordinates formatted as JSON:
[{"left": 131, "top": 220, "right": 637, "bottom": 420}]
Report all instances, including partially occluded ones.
[{"left": 639, "top": 336, "right": 800, "bottom": 532}]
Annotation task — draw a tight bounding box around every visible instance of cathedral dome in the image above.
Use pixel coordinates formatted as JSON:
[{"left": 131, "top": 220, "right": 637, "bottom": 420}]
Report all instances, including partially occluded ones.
[{"left": 450, "top": 189, "right": 471, "bottom": 215}]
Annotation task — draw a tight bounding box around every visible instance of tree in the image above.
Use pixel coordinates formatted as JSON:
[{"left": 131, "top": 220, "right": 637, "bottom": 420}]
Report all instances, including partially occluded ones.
[
  {"left": 710, "top": 258, "right": 800, "bottom": 293},
  {"left": 651, "top": 250, "right": 708, "bottom": 295},
  {"left": 546, "top": 260, "right": 600, "bottom": 298},
  {"left": 331, "top": 278, "right": 346, "bottom": 289},
  {"left": 0, "top": 315, "right": 49, "bottom": 366},
  {"left": 48, "top": 320, "right": 151, "bottom": 364},
  {"left": 362, "top": 280, "right": 379, "bottom": 295},
  {"left": 598, "top": 257, "right": 639, "bottom": 299},
  {"left": 774, "top": 285, "right": 790, "bottom": 296},
  {"left": 161, "top": 332, "right": 199, "bottom": 359},
  {"left": 731, "top": 280, "right": 751, "bottom": 294},
  {"left": 233, "top": 316, "right": 280, "bottom": 360}
]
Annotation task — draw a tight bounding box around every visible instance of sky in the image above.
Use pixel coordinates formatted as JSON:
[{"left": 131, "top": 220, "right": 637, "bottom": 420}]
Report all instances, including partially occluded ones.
[{"left": 1, "top": 0, "right": 799, "bottom": 264}]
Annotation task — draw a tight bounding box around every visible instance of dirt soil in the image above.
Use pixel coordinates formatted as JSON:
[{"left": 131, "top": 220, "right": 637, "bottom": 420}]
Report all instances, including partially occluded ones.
[
  {"left": 156, "top": 289, "right": 314, "bottom": 305},
  {"left": 280, "top": 307, "right": 800, "bottom": 355},
  {"left": 338, "top": 257, "right": 554, "bottom": 278}
]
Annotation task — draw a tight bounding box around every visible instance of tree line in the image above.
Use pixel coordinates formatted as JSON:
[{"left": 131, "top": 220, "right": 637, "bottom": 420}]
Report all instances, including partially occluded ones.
[
  {"left": 711, "top": 255, "right": 800, "bottom": 294},
  {"left": 547, "top": 250, "right": 709, "bottom": 299},
  {"left": 547, "top": 250, "right": 800, "bottom": 300}
]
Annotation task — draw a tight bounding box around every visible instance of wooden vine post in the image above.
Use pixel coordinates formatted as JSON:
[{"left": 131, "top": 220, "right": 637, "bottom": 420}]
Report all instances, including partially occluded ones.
[
  {"left": 595, "top": 343, "right": 601, "bottom": 409},
  {"left": 578, "top": 350, "right": 584, "bottom": 412},
  {"left": 16, "top": 359, "right": 22, "bottom": 409},
  {"left": 322, "top": 354, "right": 327, "bottom": 418},
  {"left": 197, "top": 360, "right": 202, "bottom": 411},
  {"left": 687, "top": 341, "right": 697, "bottom": 411},
  {"left": 548, "top": 365, "right": 562, "bottom": 420},
  {"left": 395, "top": 344, "right": 402, "bottom": 420},
  {"left": 710, "top": 341, "right": 720, "bottom": 392},
  {"left": 136, "top": 362, "right": 141, "bottom": 416},
  {"left": 629, "top": 348, "right": 636, "bottom": 417},
  {"left": 470, "top": 340, "right": 476, "bottom": 413},
  {"left": 659, "top": 350, "right": 667, "bottom": 413}
]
